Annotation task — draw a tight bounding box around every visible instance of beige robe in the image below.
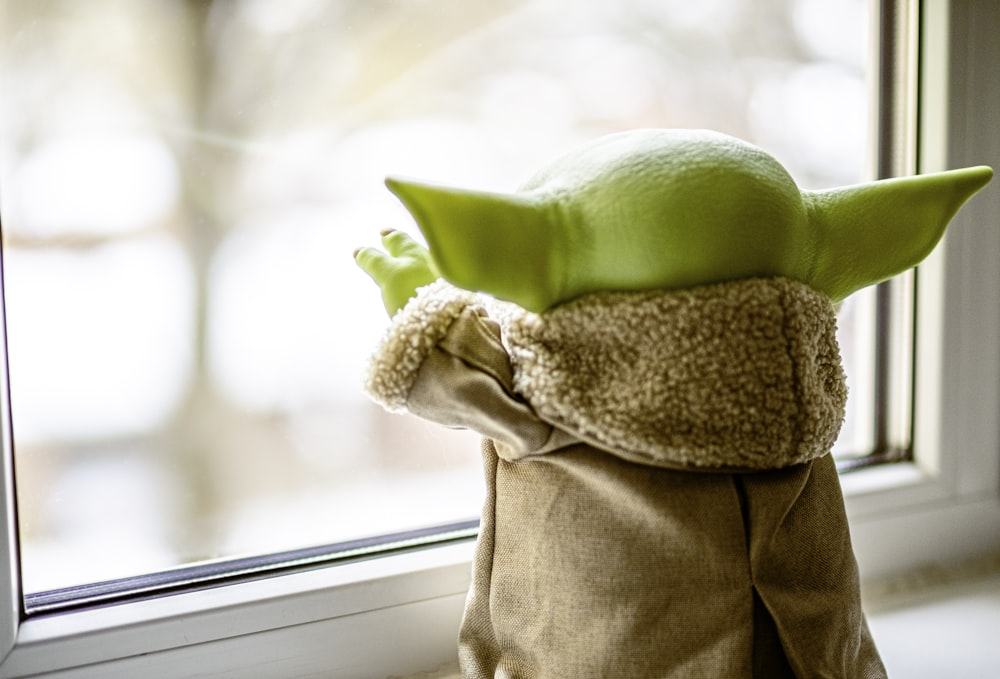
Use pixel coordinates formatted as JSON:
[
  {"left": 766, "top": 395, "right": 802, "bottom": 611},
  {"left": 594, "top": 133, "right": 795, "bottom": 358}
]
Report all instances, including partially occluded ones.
[{"left": 365, "top": 277, "right": 887, "bottom": 679}]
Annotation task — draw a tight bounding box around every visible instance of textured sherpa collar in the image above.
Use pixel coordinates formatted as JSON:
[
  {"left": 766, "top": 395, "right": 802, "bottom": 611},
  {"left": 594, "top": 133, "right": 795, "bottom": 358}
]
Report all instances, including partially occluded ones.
[
  {"left": 364, "top": 279, "right": 481, "bottom": 413},
  {"left": 365, "top": 277, "right": 847, "bottom": 472},
  {"left": 488, "top": 277, "right": 847, "bottom": 471}
]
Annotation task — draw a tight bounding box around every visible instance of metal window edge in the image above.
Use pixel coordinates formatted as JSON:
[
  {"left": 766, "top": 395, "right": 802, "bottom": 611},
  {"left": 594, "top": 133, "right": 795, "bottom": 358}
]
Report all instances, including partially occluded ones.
[
  {"left": 0, "top": 229, "right": 23, "bottom": 670},
  {"left": 0, "top": 540, "right": 475, "bottom": 678}
]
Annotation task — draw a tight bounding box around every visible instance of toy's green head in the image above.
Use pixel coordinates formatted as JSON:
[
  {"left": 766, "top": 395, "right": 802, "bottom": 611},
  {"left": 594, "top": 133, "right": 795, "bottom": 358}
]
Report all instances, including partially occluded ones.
[{"left": 387, "top": 129, "right": 992, "bottom": 312}]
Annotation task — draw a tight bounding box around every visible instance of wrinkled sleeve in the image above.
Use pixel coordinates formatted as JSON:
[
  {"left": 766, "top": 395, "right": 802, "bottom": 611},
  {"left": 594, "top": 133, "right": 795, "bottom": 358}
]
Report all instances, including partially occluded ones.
[{"left": 364, "top": 280, "right": 576, "bottom": 459}]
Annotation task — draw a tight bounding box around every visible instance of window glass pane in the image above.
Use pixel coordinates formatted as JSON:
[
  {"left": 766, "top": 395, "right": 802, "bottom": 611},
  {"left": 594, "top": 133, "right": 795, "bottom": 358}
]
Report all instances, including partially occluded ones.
[{"left": 0, "top": 0, "right": 871, "bottom": 594}]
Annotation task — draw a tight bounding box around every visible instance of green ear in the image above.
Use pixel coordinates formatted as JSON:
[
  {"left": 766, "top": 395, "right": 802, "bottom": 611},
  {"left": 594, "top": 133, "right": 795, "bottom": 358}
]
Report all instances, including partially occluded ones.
[
  {"left": 385, "top": 130, "right": 992, "bottom": 310},
  {"left": 804, "top": 166, "right": 994, "bottom": 300},
  {"left": 386, "top": 177, "right": 566, "bottom": 312}
]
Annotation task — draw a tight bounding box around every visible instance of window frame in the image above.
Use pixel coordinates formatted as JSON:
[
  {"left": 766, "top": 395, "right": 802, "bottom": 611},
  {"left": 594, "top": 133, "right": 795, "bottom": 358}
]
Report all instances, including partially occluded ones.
[
  {"left": 837, "top": 0, "right": 1000, "bottom": 579},
  {"left": 2, "top": 0, "right": 999, "bottom": 676}
]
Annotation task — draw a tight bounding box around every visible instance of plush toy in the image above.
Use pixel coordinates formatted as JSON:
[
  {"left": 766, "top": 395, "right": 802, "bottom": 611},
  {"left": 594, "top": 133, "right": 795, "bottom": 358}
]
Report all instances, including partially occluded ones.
[{"left": 354, "top": 129, "right": 992, "bottom": 678}]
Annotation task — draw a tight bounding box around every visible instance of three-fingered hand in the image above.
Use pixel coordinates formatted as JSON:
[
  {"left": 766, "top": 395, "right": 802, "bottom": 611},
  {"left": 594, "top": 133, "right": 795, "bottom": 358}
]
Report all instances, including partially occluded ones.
[{"left": 354, "top": 229, "right": 440, "bottom": 316}]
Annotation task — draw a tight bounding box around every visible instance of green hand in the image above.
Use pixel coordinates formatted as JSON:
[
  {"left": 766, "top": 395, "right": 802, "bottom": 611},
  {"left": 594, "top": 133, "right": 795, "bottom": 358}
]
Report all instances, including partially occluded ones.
[{"left": 354, "top": 229, "right": 440, "bottom": 316}]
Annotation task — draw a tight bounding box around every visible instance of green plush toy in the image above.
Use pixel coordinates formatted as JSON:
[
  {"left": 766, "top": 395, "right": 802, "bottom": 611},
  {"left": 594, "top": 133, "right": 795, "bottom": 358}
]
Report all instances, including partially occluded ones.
[{"left": 355, "top": 129, "right": 991, "bottom": 679}]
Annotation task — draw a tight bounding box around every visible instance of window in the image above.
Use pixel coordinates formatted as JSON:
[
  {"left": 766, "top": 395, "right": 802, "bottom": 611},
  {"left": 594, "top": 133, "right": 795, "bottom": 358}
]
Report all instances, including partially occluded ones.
[
  {"left": 2, "top": 0, "right": 998, "bottom": 677},
  {"left": 2, "top": 0, "right": 872, "bottom": 597}
]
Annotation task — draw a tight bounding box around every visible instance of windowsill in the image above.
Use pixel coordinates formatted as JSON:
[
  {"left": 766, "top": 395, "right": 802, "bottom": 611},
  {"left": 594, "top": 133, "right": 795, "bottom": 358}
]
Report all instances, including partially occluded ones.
[
  {"left": 4, "top": 468, "right": 998, "bottom": 679},
  {"left": 864, "top": 556, "right": 1000, "bottom": 677},
  {"left": 398, "top": 554, "right": 1000, "bottom": 679},
  {"left": 1, "top": 542, "right": 476, "bottom": 678},
  {"left": 839, "top": 460, "right": 928, "bottom": 498}
]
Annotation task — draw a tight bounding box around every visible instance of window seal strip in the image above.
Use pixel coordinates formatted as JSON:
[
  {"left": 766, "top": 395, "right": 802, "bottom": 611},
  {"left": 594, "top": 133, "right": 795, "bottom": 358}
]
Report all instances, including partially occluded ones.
[{"left": 22, "top": 518, "right": 479, "bottom": 617}]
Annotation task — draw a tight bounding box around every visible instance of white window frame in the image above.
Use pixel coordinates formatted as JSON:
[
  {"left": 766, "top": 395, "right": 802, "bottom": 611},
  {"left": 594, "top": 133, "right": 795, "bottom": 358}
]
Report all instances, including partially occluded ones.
[
  {"left": 838, "top": 0, "right": 1000, "bottom": 579},
  {"left": 2, "top": 0, "right": 999, "bottom": 676}
]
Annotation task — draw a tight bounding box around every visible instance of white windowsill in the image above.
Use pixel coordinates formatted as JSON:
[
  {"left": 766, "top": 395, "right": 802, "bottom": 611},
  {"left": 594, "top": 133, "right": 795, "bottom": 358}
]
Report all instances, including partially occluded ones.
[
  {"left": 390, "top": 560, "right": 1000, "bottom": 679},
  {"left": 864, "top": 559, "right": 1000, "bottom": 678},
  {"left": 0, "top": 542, "right": 476, "bottom": 679}
]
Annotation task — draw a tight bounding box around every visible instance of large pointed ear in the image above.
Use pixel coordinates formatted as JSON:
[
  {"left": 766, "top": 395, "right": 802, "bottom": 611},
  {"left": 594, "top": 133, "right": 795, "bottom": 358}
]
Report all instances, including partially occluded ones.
[
  {"left": 803, "top": 165, "right": 993, "bottom": 300},
  {"left": 385, "top": 177, "right": 565, "bottom": 312}
]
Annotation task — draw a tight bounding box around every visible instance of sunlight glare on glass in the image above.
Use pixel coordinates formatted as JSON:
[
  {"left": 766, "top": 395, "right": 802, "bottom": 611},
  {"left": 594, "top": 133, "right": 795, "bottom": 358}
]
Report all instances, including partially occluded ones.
[
  {"left": 207, "top": 209, "right": 388, "bottom": 412},
  {"left": 749, "top": 62, "right": 868, "bottom": 187},
  {"left": 4, "top": 237, "right": 195, "bottom": 442},
  {"left": 237, "top": 0, "right": 327, "bottom": 34},
  {"left": 793, "top": 0, "right": 869, "bottom": 66},
  {"left": 636, "top": 0, "right": 743, "bottom": 34},
  {"left": 19, "top": 456, "right": 180, "bottom": 593},
  {"left": 10, "top": 134, "right": 180, "bottom": 237}
]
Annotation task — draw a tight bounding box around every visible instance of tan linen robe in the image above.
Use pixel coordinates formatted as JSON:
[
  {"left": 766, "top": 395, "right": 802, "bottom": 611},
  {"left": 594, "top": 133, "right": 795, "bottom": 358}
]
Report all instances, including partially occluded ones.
[{"left": 365, "top": 277, "right": 887, "bottom": 679}]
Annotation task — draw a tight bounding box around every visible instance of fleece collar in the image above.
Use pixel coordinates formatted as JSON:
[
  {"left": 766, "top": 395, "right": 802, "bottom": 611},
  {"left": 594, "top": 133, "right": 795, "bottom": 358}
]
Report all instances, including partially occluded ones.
[{"left": 487, "top": 277, "right": 846, "bottom": 471}]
